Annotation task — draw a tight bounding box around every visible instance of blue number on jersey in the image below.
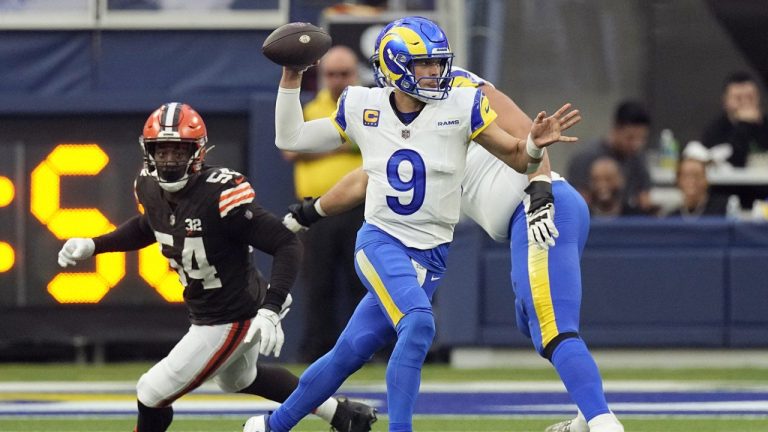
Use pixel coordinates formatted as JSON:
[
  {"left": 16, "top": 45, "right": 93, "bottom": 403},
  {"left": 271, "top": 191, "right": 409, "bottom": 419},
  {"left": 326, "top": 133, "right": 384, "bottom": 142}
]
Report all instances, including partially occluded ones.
[{"left": 386, "top": 149, "right": 426, "bottom": 215}]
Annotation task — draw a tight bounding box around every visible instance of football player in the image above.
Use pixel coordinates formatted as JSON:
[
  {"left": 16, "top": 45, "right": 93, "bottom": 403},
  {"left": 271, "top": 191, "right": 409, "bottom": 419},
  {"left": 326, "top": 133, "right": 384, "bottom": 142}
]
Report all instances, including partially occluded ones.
[
  {"left": 277, "top": 19, "right": 624, "bottom": 432},
  {"left": 244, "top": 16, "right": 580, "bottom": 432},
  {"left": 56, "top": 102, "right": 377, "bottom": 432}
]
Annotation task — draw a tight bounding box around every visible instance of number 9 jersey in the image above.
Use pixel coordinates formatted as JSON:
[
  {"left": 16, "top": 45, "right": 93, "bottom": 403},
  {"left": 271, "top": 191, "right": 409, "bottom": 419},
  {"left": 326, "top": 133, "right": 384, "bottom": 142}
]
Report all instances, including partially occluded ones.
[{"left": 332, "top": 85, "right": 497, "bottom": 249}]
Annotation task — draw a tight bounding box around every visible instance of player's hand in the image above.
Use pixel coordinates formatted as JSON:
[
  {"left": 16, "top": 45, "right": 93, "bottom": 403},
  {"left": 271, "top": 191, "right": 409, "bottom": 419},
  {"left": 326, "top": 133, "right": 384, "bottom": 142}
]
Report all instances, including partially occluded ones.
[
  {"left": 57, "top": 238, "right": 95, "bottom": 268},
  {"left": 530, "top": 103, "right": 582, "bottom": 148},
  {"left": 282, "top": 213, "right": 309, "bottom": 233},
  {"left": 285, "top": 197, "right": 324, "bottom": 230},
  {"left": 524, "top": 181, "right": 559, "bottom": 251},
  {"left": 283, "top": 61, "right": 318, "bottom": 75},
  {"left": 245, "top": 308, "right": 283, "bottom": 357}
]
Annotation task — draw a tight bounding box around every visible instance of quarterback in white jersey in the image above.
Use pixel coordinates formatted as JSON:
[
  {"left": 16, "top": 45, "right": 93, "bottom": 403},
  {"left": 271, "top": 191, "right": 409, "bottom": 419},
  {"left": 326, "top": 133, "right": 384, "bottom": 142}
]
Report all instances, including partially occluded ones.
[
  {"left": 245, "top": 16, "right": 580, "bottom": 432},
  {"left": 280, "top": 61, "right": 624, "bottom": 432},
  {"left": 332, "top": 83, "right": 495, "bottom": 248}
]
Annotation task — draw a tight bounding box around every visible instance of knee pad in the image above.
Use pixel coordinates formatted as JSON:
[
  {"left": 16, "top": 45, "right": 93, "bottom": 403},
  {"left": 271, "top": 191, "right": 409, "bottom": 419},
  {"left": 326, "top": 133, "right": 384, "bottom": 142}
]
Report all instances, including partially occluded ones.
[
  {"left": 136, "top": 372, "right": 166, "bottom": 408},
  {"left": 214, "top": 355, "right": 257, "bottom": 393},
  {"left": 394, "top": 311, "right": 435, "bottom": 367},
  {"left": 542, "top": 331, "right": 579, "bottom": 361}
]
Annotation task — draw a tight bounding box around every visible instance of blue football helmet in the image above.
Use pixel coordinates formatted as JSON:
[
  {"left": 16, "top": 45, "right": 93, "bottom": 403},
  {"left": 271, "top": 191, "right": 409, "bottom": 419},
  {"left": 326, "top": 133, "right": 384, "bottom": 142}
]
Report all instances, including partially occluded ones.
[
  {"left": 370, "top": 20, "right": 399, "bottom": 88},
  {"left": 376, "top": 16, "right": 454, "bottom": 102}
]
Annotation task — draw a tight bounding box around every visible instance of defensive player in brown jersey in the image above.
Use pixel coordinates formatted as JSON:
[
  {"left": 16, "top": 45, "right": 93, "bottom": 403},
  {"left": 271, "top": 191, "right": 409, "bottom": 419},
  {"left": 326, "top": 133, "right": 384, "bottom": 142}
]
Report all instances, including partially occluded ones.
[{"left": 56, "top": 102, "right": 377, "bottom": 432}]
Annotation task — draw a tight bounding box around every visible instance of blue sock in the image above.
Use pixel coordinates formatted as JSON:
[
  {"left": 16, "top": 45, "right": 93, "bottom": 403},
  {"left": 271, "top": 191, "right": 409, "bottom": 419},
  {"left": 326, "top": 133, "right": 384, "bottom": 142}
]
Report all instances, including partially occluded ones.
[
  {"left": 386, "top": 311, "right": 435, "bottom": 432},
  {"left": 269, "top": 339, "right": 368, "bottom": 432},
  {"left": 550, "top": 337, "right": 610, "bottom": 421}
]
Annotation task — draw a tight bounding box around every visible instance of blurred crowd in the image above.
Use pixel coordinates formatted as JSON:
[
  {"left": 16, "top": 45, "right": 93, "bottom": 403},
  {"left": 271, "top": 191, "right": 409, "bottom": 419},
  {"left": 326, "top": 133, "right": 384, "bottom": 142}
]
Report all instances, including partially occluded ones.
[{"left": 566, "top": 71, "right": 768, "bottom": 220}]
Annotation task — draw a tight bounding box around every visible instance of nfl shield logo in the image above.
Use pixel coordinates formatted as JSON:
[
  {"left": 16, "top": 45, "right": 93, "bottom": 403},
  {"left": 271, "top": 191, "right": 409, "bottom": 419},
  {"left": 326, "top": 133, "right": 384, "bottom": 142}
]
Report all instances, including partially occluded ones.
[{"left": 401, "top": 129, "right": 410, "bottom": 139}]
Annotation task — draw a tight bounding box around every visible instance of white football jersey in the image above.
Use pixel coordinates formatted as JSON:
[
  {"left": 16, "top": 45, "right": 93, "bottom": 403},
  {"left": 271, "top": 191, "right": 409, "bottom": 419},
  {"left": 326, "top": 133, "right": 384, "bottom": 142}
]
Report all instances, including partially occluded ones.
[
  {"left": 452, "top": 67, "right": 563, "bottom": 242},
  {"left": 462, "top": 142, "right": 564, "bottom": 242},
  {"left": 332, "top": 85, "right": 497, "bottom": 248}
]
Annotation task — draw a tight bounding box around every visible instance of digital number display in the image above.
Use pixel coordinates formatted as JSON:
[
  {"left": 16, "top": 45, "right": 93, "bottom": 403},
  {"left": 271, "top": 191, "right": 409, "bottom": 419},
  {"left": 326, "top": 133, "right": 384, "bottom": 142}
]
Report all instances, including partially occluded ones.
[{"left": 0, "top": 115, "right": 247, "bottom": 307}]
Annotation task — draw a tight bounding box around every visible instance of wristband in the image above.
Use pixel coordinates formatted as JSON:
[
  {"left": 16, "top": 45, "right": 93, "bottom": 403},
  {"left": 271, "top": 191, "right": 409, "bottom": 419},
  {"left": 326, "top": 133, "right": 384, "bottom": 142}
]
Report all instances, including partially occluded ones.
[
  {"left": 314, "top": 198, "right": 327, "bottom": 217},
  {"left": 526, "top": 133, "right": 544, "bottom": 159}
]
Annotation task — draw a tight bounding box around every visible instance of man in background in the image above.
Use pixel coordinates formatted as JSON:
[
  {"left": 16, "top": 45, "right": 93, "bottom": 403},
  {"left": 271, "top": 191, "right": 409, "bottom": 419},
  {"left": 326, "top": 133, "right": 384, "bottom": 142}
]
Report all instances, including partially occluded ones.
[
  {"left": 281, "top": 45, "right": 367, "bottom": 362},
  {"left": 567, "top": 100, "right": 653, "bottom": 212},
  {"left": 701, "top": 71, "right": 768, "bottom": 167}
]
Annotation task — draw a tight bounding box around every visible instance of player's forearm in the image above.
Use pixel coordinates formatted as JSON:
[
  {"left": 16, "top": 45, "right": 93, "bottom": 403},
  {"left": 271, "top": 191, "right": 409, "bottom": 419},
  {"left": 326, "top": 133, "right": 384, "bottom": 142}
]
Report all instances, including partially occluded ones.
[
  {"left": 527, "top": 149, "right": 552, "bottom": 181},
  {"left": 317, "top": 168, "right": 367, "bottom": 216},
  {"left": 262, "top": 235, "right": 302, "bottom": 312},
  {"left": 279, "top": 67, "right": 302, "bottom": 89},
  {"left": 238, "top": 206, "right": 303, "bottom": 312},
  {"left": 93, "top": 214, "right": 155, "bottom": 253},
  {"left": 275, "top": 87, "right": 341, "bottom": 152},
  {"left": 495, "top": 137, "right": 530, "bottom": 173}
]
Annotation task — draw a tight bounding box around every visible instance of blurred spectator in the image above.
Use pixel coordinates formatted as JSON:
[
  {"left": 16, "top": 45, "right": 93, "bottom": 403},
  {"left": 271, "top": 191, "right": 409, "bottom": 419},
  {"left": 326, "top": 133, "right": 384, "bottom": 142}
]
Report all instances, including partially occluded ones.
[
  {"left": 567, "top": 100, "right": 653, "bottom": 212},
  {"left": 701, "top": 71, "right": 768, "bottom": 167},
  {"left": 666, "top": 142, "right": 728, "bottom": 218},
  {"left": 587, "top": 156, "right": 647, "bottom": 217},
  {"left": 283, "top": 45, "right": 367, "bottom": 363}
]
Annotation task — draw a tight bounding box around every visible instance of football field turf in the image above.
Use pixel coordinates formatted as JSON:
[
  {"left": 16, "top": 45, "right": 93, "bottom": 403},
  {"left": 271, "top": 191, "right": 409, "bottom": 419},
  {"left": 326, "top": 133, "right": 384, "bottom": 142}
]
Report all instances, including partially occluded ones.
[{"left": 1, "top": 361, "right": 767, "bottom": 431}]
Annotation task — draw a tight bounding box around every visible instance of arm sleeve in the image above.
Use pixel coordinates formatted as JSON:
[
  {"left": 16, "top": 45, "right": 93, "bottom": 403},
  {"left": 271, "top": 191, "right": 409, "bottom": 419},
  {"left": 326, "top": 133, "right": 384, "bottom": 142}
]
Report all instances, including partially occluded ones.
[
  {"left": 93, "top": 214, "right": 155, "bottom": 253},
  {"left": 224, "top": 204, "right": 302, "bottom": 312},
  {"left": 275, "top": 87, "right": 343, "bottom": 152}
]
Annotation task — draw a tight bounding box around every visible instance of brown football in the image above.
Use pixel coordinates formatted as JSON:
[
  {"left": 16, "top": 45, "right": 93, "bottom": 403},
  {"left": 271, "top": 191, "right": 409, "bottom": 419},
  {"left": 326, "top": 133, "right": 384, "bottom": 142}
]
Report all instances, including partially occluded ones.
[{"left": 262, "top": 22, "right": 332, "bottom": 67}]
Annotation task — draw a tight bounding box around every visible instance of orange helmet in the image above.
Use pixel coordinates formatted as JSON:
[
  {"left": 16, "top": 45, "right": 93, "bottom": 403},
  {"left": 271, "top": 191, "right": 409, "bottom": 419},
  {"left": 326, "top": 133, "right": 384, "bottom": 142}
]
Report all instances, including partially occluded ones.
[{"left": 139, "top": 102, "right": 208, "bottom": 192}]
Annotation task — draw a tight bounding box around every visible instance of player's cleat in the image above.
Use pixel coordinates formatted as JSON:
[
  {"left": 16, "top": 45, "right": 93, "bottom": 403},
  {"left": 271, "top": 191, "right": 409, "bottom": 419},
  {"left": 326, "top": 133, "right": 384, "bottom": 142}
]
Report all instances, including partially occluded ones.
[
  {"left": 545, "top": 417, "right": 589, "bottom": 432},
  {"left": 243, "top": 413, "right": 271, "bottom": 432},
  {"left": 330, "top": 396, "right": 378, "bottom": 432}
]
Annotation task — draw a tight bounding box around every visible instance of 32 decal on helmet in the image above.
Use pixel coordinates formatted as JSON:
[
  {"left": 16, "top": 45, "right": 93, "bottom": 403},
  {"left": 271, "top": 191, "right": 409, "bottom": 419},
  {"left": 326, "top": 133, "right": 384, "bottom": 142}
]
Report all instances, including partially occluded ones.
[{"left": 140, "top": 102, "right": 209, "bottom": 192}]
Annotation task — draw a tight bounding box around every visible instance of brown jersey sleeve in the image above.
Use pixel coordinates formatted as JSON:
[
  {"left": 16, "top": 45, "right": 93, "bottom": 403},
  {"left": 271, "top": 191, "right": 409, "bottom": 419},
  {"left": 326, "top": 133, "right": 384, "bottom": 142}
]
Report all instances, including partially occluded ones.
[
  {"left": 93, "top": 214, "right": 155, "bottom": 254},
  {"left": 223, "top": 204, "right": 302, "bottom": 313}
]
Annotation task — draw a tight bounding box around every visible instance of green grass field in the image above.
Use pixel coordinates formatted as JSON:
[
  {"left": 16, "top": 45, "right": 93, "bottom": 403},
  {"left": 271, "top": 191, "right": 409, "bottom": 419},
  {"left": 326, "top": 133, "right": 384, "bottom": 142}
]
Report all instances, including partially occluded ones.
[
  {"left": 1, "top": 361, "right": 767, "bottom": 432},
  {"left": 3, "top": 417, "right": 768, "bottom": 432}
]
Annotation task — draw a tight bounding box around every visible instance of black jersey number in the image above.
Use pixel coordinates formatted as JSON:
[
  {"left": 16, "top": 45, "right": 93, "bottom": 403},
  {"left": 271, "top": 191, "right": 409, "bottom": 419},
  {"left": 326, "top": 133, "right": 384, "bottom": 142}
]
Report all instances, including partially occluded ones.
[{"left": 155, "top": 231, "right": 223, "bottom": 289}]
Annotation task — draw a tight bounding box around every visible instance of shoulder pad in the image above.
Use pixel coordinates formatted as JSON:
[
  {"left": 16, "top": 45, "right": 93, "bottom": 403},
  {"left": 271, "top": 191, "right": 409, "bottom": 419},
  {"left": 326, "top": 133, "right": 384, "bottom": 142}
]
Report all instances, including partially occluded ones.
[{"left": 205, "top": 167, "right": 256, "bottom": 218}]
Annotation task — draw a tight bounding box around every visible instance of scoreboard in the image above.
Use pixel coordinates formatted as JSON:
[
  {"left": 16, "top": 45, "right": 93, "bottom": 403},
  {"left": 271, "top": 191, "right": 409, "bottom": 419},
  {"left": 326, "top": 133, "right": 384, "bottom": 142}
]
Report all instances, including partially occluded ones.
[{"left": 0, "top": 114, "right": 247, "bottom": 307}]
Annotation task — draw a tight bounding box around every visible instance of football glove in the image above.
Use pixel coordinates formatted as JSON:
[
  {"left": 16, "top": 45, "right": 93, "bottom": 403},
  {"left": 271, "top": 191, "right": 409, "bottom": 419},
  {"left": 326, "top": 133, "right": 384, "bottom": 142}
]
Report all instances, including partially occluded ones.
[
  {"left": 282, "top": 197, "right": 324, "bottom": 233},
  {"left": 57, "top": 238, "right": 95, "bottom": 268},
  {"left": 524, "top": 180, "right": 559, "bottom": 251},
  {"left": 244, "top": 294, "right": 292, "bottom": 357},
  {"left": 245, "top": 308, "right": 283, "bottom": 357}
]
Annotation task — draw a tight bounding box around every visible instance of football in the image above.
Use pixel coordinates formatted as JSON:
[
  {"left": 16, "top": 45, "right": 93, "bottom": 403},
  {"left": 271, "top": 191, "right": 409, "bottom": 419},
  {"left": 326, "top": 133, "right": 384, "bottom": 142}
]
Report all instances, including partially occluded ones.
[{"left": 262, "top": 22, "right": 332, "bottom": 68}]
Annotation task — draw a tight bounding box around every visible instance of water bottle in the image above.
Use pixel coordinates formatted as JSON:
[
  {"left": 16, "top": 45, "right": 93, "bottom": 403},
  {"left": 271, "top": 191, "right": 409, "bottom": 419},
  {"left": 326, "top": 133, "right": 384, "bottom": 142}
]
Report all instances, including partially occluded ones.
[
  {"left": 726, "top": 195, "right": 742, "bottom": 220},
  {"left": 659, "top": 129, "right": 679, "bottom": 171}
]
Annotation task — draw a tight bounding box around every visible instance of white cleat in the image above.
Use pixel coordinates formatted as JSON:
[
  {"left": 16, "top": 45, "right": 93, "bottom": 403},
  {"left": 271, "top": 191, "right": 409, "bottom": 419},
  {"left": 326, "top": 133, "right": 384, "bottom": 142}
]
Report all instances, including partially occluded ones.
[
  {"left": 587, "top": 412, "right": 624, "bottom": 432},
  {"left": 545, "top": 417, "right": 589, "bottom": 432},
  {"left": 243, "top": 414, "right": 271, "bottom": 432}
]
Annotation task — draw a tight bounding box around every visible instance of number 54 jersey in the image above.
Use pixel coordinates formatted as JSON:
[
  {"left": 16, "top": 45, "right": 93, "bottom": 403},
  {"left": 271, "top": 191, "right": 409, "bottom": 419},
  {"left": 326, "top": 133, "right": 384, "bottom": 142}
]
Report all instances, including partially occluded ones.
[
  {"left": 134, "top": 166, "right": 264, "bottom": 325},
  {"left": 332, "top": 86, "right": 497, "bottom": 249}
]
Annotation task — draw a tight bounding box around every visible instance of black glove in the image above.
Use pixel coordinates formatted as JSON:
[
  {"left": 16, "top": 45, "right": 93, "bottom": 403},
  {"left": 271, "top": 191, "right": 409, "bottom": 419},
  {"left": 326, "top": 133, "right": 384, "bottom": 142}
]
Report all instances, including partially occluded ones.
[
  {"left": 283, "top": 197, "right": 324, "bottom": 232},
  {"left": 523, "top": 181, "right": 559, "bottom": 250}
]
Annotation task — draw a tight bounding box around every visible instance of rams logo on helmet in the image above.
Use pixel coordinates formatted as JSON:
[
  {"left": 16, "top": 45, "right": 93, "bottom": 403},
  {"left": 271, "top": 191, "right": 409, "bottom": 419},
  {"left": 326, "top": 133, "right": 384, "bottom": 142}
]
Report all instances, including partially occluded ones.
[{"left": 375, "top": 17, "right": 454, "bottom": 103}]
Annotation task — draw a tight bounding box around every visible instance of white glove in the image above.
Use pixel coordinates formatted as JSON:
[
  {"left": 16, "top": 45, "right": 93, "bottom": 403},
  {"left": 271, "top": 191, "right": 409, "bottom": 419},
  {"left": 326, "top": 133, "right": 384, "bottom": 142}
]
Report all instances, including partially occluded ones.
[
  {"left": 526, "top": 202, "right": 559, "bottom": 250},
  {"left": 245, "top": 308, "right": 284, "bottom": 357},
  {"left": 270, "top": 294, "right": 292, "bottom": 357},
  {"left": 282, "top": 213, "right": 308, "bottom": 233},
  {"left": 524, "top": 180, "right": 559, "bottom": 251},
  {"left": 57, "top": 238, "right": 95, "bottom": 268}
]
